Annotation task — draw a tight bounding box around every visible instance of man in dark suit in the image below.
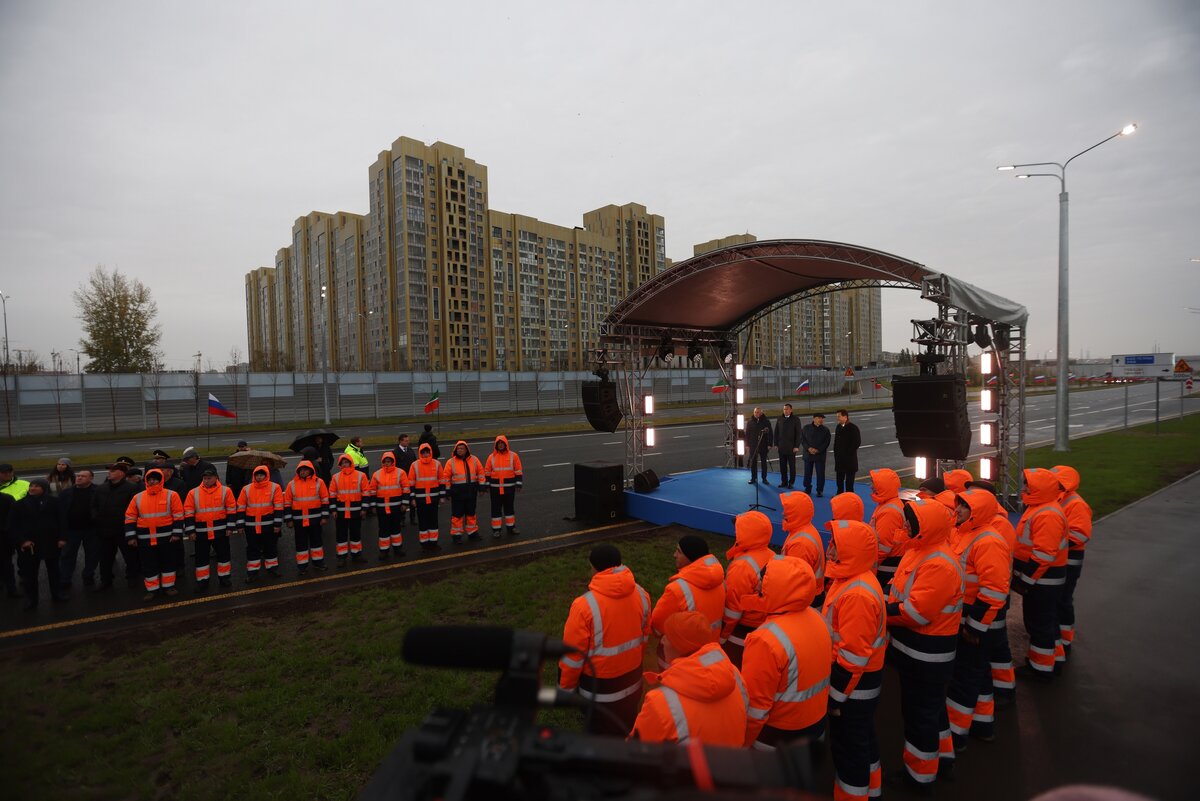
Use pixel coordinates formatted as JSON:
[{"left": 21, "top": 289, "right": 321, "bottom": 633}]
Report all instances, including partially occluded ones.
[
  {"left": 833, "top": 408, "right": 862, "bottom": 494},
  {"left": 774, "top": 403, "right": 801, "bottom": 489},
  {"left": 745, "top": 407, "right": 773, "bottom": 484},
  {"left": 800, "top": 413, "right": 831, "bottom": 497}
]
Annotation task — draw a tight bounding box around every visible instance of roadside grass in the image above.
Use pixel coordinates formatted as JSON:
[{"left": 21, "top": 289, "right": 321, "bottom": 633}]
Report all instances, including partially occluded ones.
[{"left": 0, "top": 528, "right": 727, "bottom": 801}]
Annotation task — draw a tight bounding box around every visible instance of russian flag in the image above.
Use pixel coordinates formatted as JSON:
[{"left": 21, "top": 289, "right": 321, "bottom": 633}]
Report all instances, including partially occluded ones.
[
  {"left": 796, "top": 379, "right": 811, "bottom": 394},
  {"left": 1034, "top": 375, "right": 1047, "bottom": 384},
  {"left": 986, "top": 375, "right": 999, "bottom": 385},
  {"left": 208, "top": 393, "right": 237, "bottom": 418}
]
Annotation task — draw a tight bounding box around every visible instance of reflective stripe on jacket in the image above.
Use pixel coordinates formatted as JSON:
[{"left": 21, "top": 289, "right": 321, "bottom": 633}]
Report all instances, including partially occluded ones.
[
  {"left": 559, "top": 566, "right": 651, "bottom": 689},
  {"left": 742, "top": 610, "right": 832, "bottom": 743},
  {"left": 184, "top": 484, "right": 237, "bottom": 538},
  {"left": 369, "top": 467, "right": 410, "bottom": 514},
  {"left": 238, "top": 481, "right": 285, "bottom": 533},
  {"left": 631, "top": 644, "right": 748, "bottom": 747}
]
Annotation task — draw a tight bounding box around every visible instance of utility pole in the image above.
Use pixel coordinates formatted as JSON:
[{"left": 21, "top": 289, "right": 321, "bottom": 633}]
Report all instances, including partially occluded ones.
[{"left": 193, "top": 351, "right": 202, "bottom": 429}]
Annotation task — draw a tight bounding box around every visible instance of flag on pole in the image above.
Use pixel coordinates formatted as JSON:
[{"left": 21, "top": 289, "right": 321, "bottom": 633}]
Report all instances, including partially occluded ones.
[
  {"left": 1034, "top": 375, "right": 1047, "bottom": 384},
  {"left": 711, "top": 378, "right": 729, "bottom": 393},
  {"left": 795, "top": 379, "right": 811, "bottom": 394},
  {"left": 423, "top": 391, "right": 440, "bottom": 414},
  {"left": 207, "top": 393, "right": 236, "bottom": 418},
  {"left": 873, "top": 379, "right": 886, "bottom": 390},
  {"left": 986, "top": 375, "right": 999, "bottom": 385}
]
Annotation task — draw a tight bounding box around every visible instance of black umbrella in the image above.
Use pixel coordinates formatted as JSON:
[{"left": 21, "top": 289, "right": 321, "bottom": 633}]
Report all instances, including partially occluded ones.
[{"left": 289, "top": 429, "right": 341, "bottom": 454}]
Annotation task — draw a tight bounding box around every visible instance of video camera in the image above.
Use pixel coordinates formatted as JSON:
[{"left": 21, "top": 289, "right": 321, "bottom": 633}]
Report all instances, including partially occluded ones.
[{"left": 358, "top": 625, "right": 820, "bottom": 801}]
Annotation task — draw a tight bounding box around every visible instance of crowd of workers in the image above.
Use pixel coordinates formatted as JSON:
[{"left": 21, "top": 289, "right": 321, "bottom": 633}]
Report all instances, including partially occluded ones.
[
  {"left": 557, "top": 465, "right": 1092, "bottom": 800},
  {"left": 0, "top": 429, "right": 524, "bottom": 605}
]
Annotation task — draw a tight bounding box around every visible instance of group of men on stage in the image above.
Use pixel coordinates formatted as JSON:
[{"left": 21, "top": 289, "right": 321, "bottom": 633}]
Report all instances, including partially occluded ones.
[{"left": 745, "top": 404, "right": 863, "bottom": 495}]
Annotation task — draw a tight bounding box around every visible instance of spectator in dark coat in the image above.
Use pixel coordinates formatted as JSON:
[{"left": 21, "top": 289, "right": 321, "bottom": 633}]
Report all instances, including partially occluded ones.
[
  {"left": 395, "top": 434, "right": 419, "bottom": 524},
  {"left": 8, "top": 478, "right": 66, "bottom": 608},
  {"left": 745, "top": 408, "right": 774, "bottom": 484},
  {"left": 59, "top": 468, "right": 99, "bottom": 589},
  {"left": 418, "top": 424, "right": 441, "bottom": 459},
  {"left": 225, "top": 440, "right": 252, "bottom": 499},
  {"left": 774, "top": 403, "right": 801, "bottom": 489},
  {"left": 179, "top": 447, "right": 217, "bottom": 492},
  {"left": 833, "top": 409, "right": 863, "bottom": 494},
  {"left": 92, "top": 463, "right": 140, "bottom": 590},
  {"left": 800, "top": 413, "right": 832, "bottom": 497}
]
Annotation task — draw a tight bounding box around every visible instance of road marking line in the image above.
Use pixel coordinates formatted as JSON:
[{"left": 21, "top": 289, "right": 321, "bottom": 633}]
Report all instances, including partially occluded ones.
[
  {"left": 860, "top": 444, "right": 877, "bottom": 449},
  {"left": 645, "top": 452, "right": 662, "bottom": 456},
  {"left": 551, "top": 487, "right": 573, "bottom": 493},
  {"left": 603, "top": 441, "right": 621, "bottom": 445},
  {"left": 522, "top": 448, "right": 543, "bottom": 453},
  {"left": 673, "top": 435, "right": 690, "bottom": 439},
  {"left": 0, "top": 521, "right": 631, "bottom": 641},
  {"left": 885, "top": 440, "right": 898, "bottom": 444},
  {"left": 543, "top": 462, "right": 570, "bottom": 467},
  {"left": 872, "top": 426, "right": 890, "bottom": 430}
]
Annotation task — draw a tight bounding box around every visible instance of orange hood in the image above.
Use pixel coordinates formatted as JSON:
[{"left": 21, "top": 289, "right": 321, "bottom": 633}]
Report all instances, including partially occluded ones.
[
  {"left": 337, "top": 454, "right": 355, "bottom": 471},
  {"left": 494, "top": 435, "right": 510, "bottom": 451},
  {"left": 451, "top": 440, "right": 472, "bottom": 460},
  {"left": 672, "top": 554, "right": 725, "bottom": 592},
  {"left": 870, "top": 468, "right": 901, "bottom": 503},
  {"left": 652, "top": 642, "right": 738, "bottom": 702},
  {"left": 589, "top": 565, "right": 637, "bottom": 600},
  {"left": 943, "top": 469, "right": 973, "bottom": 494},
  {"left": 1022, "top": 468, "right": 1061, "bottom": 506},
  {"left": 143, "top": 468, "right": 164, "bottom": 495},
  {"left": 781, "top": 492, "right": 814, "bottom": 531},
  {"left": 829, "top": 492, "right": 865, "bottom": 522},
  {"left": 825, "top": 519, "right": 878, "bottom": 580},
  {"left": 252, "top": 466, "right": 271, "bottom": 482},
  {"left": 418, "top": 443, "right": 434, "bottom": 463},
  {"left": 754, "top": 555, "right": 817, "bottom": 614},
  {"left": 1051, "top": 464, "right": 1081, "bottom": 494},
  {"left": 295, "top": 459, "right": 317, "bottom": 477},
  {"left": 726, "top": 510, "right": 773, "bottom": 560},
  {"left": 905, "top": 497, "right": 954, "bottom": 549},
  {"left": 956, "top": 487, "right": 999, "bottom": 538}
]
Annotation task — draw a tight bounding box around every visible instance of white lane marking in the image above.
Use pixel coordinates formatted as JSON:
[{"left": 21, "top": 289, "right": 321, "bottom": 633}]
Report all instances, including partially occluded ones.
[
  {"left": 551, "top": 487, "right": 573, "bottom": 493},
  {"left": 522, "top": 448, "right": 543, "bottom": 453},
  {"left": 603, "top": 441, "right": 621, "bottom": 445},
  {"left": 543, "top": 462, "right": 570, "bottom": 467},
  {"left": 860, "top": 444, "right": 877, "bottom": 449},
  {"left": 645, "top": 452, "right": 662, "bottom": 456},
  {"left": 872, "top": 426, "right": 890, "bottom": 430},
  {"left": 1028, "top": 418, "right": 1050, "bottom": 423},
  {"left": 885, "top": 440, "right": 899, "bottom": 444},
  {"left": 673, "top": 435, "right": 690, "bottom": 439},
  {"left": 1070, "top": 424, "right": 1085, "bottom": 428}
]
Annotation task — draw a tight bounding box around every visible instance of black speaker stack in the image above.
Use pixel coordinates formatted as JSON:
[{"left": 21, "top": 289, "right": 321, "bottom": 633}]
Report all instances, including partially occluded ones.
[
  {"left": 892, "top": 374, "right": 972, "bottom": 461},
  {"left": 574, "top": 462, "right": 625, "bottom": 522},
  {"left": 581, "top": 381, "right": 622, "bottom": 433}
]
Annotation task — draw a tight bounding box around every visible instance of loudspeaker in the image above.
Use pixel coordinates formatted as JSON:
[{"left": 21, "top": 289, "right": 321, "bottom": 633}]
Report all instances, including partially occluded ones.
[
  {"left": 892, "top": 374, "right": 971, "bottom": 460},
  {"left": 574, "top": 462, "right": 625, "bottom": 521},
  {"left": 582, "top": 380, "right": 622, "bottom": 433},
  {"left": 633, "top": 469, "right": 660, "bottom": 493}
]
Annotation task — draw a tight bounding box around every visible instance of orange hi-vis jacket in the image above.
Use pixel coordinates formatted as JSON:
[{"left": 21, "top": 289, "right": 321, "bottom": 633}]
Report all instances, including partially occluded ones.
[
  {"left": 822, "top": 519, "right": 887, "bottom": 701},
  {"left": 408, "top": 444, "right": 443, "bottom": 506},
  {"left": 652, "top": 555, "right": 726, "bottom": 638},
  {"left": 1051, "top": 465, "right": 1093, "bottom": 557},
  {"left": 870, "top": 469, "right": 908, "bottom": 576},
  {"left": 284, "top": 461, "right": 329, "bottom": 527},
  {"left": 952, "top": 489, "right": 1012, "bottom": 635},
  {"left": 722, "top": 511, "right": 776, "bottom": 642},
  {"left": 330, "top": 457, "right": 372, "bottom": 518},
  {"left": 942, "top": 469, "right": 973, "bottom": 494},
  {"left": 369, "top": 463, "right": 410, "bottom": 516},
  {"left": 484, "top": 435, "right": 523, "bottom": 494},
  {"left": 741, "top": 555, "right": 831, "bottom": 743},
  {"left": 886, "top": 499, "right": 965, "bottom": 662},
  {"left": 1013, "top": 468, "right": 1069, "bottom": 587},
  {"left": 559, "top": 565, "right": 651, "bottom": 690},
  {"left": 631, "top": 642, "right": 748, "bottom": 747},
  {"left": 184, "top": 482, "right": 237, "bottom": 540},
  {"left": 441, "top": 445, "right": 485, "bottom": 490},
  {"left": 239, "top": 467, "right": 285, "bottom": 534},
  {"left": 781, "top": 492, "right": 824, "bottom": 584},
  {"left": 124, "top": 471, "right": 184, "bottom": 546}
]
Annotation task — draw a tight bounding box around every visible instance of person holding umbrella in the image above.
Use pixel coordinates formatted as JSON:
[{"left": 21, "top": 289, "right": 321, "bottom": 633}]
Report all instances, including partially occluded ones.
[
  {"left": 289, "top": 430, "right": 339, "bottom": 485},
  {"left": 225, "top": 441, "right": 252, "bottom": 498}
]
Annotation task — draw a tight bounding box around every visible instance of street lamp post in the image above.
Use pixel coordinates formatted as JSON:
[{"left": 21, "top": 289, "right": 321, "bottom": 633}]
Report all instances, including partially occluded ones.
[{"left": 998, "top": 122, "right": 1137, "bottom": 451}]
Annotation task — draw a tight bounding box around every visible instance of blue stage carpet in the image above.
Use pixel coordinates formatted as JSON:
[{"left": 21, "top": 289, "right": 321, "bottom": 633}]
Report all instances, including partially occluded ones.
[{"left": 624, "top": 467, "right": 878, "bottom": 548}]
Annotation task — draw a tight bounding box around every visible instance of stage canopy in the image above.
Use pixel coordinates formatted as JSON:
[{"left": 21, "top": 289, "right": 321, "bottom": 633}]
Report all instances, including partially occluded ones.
[{"left": 602, "top": 239, "right": 1027, "bottom": 336}]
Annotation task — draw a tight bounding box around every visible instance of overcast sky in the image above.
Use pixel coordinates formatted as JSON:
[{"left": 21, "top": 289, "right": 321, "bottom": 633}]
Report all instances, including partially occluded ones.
[{"left": 1, "top": 0, "right": 1197, "bottom": 371}]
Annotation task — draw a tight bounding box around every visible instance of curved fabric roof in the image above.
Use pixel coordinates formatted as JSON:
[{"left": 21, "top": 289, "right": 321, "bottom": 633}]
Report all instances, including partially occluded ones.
[{"left": 604, "top": 239, "right": 932, "bottom": 335}]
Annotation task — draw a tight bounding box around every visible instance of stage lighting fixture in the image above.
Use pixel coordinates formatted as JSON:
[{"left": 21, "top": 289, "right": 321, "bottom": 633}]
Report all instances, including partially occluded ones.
[
  {"left": 736, "top": 388, "right": 745, "bottom": 405},
  {"left": 973, "top": 323, "right": 992, "bottom": 349},
  {"left": 646, "top": 427, "right": 656, "bottom": 447},
  {"left": 981, "top": 389, "right": 994, "bottom": 412},
  {"left": 980, "top": 421, "right": 996, "bottom": 446},
  {"left": 735, "top": 363, "right": 744, "bottom": 381},
  {"left": 980, "top": 457, "right": 995, "bottom": 480},
  {"left": 644, "top": 395, "right": 654, "bottom": 415},
  {"left": 736, "top": 439, "right": 745, "bottom": 456},
  {"left": 736, "top": 413, "right": 745, "bottom": 430},
  {"left": 656, "top": 334, "right": 674, "bottom": 362},
  {"left": 981, "top": 352, "right": 994, "bottom": 375},
  {"left": 719, "top": 340, "right": 734, "bottom": 362},
  {"left": 688, "top": 341, "right": 703, "bottom": 361},
  {"left": 914, "top": 457, "right": 928, "bottom": 480}
]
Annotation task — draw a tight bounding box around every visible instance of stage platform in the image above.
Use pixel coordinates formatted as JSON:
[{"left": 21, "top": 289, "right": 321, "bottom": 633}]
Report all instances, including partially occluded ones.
[{"left": 624, "top": 467, "right": 880, "bottom": 548}]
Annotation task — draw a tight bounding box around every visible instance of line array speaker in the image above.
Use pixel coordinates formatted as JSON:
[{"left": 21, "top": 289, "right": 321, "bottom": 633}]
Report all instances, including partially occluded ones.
[
  {"left": 581, "top": 380, "right": 622, "bottom": 433},
  {"left": 892, "top": 374, "right": 972, "bottom": 461}
]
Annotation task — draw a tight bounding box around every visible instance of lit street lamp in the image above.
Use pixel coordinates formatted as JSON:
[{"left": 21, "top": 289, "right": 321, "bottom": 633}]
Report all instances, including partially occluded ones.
[{"left": 998, "top": 122, "right": 1137, "bottom": 451}]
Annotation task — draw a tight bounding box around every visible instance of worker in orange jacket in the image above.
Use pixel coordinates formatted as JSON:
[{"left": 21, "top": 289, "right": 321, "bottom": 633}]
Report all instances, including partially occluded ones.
[
  {"left": 1051, "top": 464, "right": 1092, "bottom": 663},
  {"left": 870, "top": 468, "right": 907, "bottom": 590},
  {"left": 442, "top": 440, "right": 485, "bottom": 544},
  {"left": 483, "top": 435, "right": 523, "bottom": 537},
  {"left": 944, "top": 488, "right": 1012, "bottom": 758},
  {"left": 329, "top": 454, "right": 371, "bottom": 564},
  {"left": 370, "top": 451, "right": 410, "bottom": 559},
  {"left": 819, "top": 492, "right": 865, "bottom": 606},
  {"left": 123, "top": 468, "right": 185, "bottom": 601},
  {"left": 408, "top": 443, "right": 443, "bottom": 547},
  {"left": 823, "top": 516, "right": 886, "bottom": 801},
  {"left": 782, "top": 491, "right": 825, "bottom": 607},
  {"left": 559, "top": 544, "right": 651, "bottom": 736},
  {"left": 238, "top": 465, "right": 285, "bottom": 581},
  {"left": 183, "top": 467, "right": 237, "bottom": 590},
  {"left": 942, "top": 469, "right": 973, "bottom": 495},
  {"left": 1013, "top": 468, "right": 1069, "bottom": 681},
  {"left": 721, "top": 510, "right": 776, "bottom": 669},
  {"left": 741, "top": 554, "right": 831, "bottom": 749},
  {"left": 283, "top": 460, "right": 329, "bottom": 572},
  {"left": 885, "top": 498, "right": 965, "bottom": 791},
  {"left": 630, "top": 611, "right": 748, "bottom": 747},
  {"left": 650, "top": 534, "right": 725, "bottom": 669}
]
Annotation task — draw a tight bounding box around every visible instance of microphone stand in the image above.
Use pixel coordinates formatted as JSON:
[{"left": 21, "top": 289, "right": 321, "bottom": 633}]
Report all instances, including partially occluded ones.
[{"left": 748, "top": 426, "right": 775, "bottom": 512}]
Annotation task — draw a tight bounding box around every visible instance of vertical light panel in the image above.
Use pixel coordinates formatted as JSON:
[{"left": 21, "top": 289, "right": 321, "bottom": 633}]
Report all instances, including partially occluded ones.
[
  {"left": 981, "top": 352, "right": 993, "bottom": 375},
  {"left": 735, "top": 363, "right": 744, "bottom": 381},
  {"left": 643, "top": 395, "right": 654, "bottom": 415},
  {"left": 646, "top": 427, "right": 656, "bottom": 447},
  {"left": 981, "top": 389, "right": 994, "bottom": 412},
  {"left": 736, "top": 439, "right": 745, "bottom": 456},
  {"left": 736, "top": 388, "right": 745, "bottom": 405},
  {"left": 736, "top": 413, "right": 745, "bottom": 430},
  {"left": 980, "top": 421, "right": 995, "bottom": 446},
  {"left": 914, "top": 457, "right": 928, "bottom": 480},
  {"left": 980, "top": 457, "right": 994, "bottom": 480}
]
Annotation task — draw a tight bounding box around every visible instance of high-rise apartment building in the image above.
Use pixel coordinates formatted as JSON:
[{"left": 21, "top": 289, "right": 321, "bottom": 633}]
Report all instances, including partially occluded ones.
[
  {"left": 582, "top": 203, "right": 667, "bottom": 295},
  {"left": 244, "top": 266, "right": 276, "bottom": 367}
]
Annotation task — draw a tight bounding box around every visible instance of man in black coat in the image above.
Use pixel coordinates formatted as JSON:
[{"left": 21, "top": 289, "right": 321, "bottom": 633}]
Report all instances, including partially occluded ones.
[
  {"left": 92, "top": 463, "right": 141, "bottom": 590},
  {"left": 833, "top": 409, "right": 863, "bottom": 494},
  {"left": 418, "top": 424, "right": 441, "bottom": 459},
  {"left": 395, "top": 434, "right": 419, "bottom": 524},
  {"left": 225, "top": 440, "right": 252, "bottom": 499},
  {"left": 745, "top": 407, "right": 774, "bottom": 484},
  {"left": 8, "top": 478, "right": 67, "bottom": 608},
  {"left": 800, "top": 412, "right": 831, "bottom": 497},
  {"left": 774, "top": 403, "right": 801, "bottom": 489},
  {"left": 179, "top": 447, "right": 217, "bottom": 493},
  {"left": 59, "top": 468, "right": 99, "bottom": 590}
]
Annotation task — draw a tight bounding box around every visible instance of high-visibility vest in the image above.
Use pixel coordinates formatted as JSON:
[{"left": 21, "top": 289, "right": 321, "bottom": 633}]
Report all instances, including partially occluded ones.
[
  {"left": 872, "top": 497, "right": 907, "bottom": 570},
  {"left": 370, "top": 467, "right": 410, "bottom": 514},
  {"left": 484, "top": 450, "right": 523, "bottom": 494},
  {"left": 631, "top": 644, "right": 748, "bottom": 747},
  {"left": 651, "top": 555, "right": 725, "bottom": 636},
  {"left": 743, "top": 608, "right": 832, "bottom": 739},
  {"left": 239, "top": 481, "right": 284, "bottom": 533},
  {"left": 442, "top": 455, "right": 484, "bottom": 487},
  {"left": 124, "top": 489, "right": 183, "bottom": 545},
  {"left": 284, "top": 477, "right": 328, "bottom": 527},
  {"left": 329, "top": 469, "right": 371, "bottom": 518},
  {"left": 783, "top": 525, "right": 825, "bottom": 583},
  {"left": 559, "top": 566, "right": 651, "bottom": 692},
  {"left": 822, "top": 575, "right": 888, "bottom": 697},
  {"left": 409, "top": 459, "right": 443, "bottom": 505},
  {"left": 722, "top": 549, "right": 774, "bottom": 640},
  {"left": 1060, "top": 492, "right": 1093, "bottom": 554},
  {"left": 1014, "top": 504, "right": 1069, "bottom": 585},
  {"left": 887, "top": 547, "right": 965, "bottom": 664},
  {"left": 184, "top": 484, "right": 237, "bottom": 539},
  {"left": 956, "top": 527, "right": 1011, "bottom": 633}
]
